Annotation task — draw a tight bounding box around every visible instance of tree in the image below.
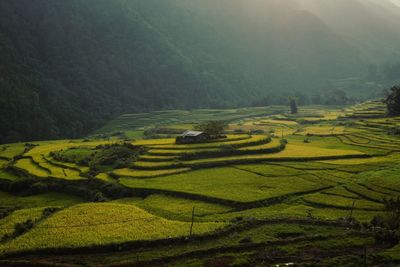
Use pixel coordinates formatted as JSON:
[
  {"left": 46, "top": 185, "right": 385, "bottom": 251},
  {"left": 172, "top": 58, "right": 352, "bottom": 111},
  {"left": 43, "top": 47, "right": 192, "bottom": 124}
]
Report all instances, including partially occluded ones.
[
  {"left": 386, "top": 85, "right": 400, "bottom": 116},
  {"left": 195, "top": 121, "right": 226, "bottom": 136},
  {"left": 290, "top": 98, "right": 298, "bottom": 114}
]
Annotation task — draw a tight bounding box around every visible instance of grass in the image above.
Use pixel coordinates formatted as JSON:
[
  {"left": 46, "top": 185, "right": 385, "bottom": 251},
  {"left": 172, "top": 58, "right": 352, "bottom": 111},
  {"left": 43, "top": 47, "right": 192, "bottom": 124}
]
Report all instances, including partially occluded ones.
[
  {"left": 139, "top": 155, "right": 178, "bottom": 161},
  {"left": 39, "top": 160, "right": 82, "bottom": 180},
  {"left": 0, "top": 203, "right": 224, "bottom": 255},
  {"left": 114, "top": 195, "right": 232, "bottom": 221},
  {"left": 0, "top": 159, "right": 8, "bottom": 168},
  {"left": 45, "top": 156, "right": 90, "bottom": 173},
  {"left": 148, "top": 135, "right": 267, "bottom": 150},
  {"left": 322, "top": 186, "right": 360, "bottom": 199},
  {"left": 184, "top": 144, "right": 365, "bottom": 164},
  {"left": 0, "top": 169, "right": 19, "bottom": 181},
  {"left": 320, "top": 153, "right": 400, "bottom": 165},
  {"left": 15, "top": 155, "right": 83, "bottom": 181},
  {"left": 302, "top": 193, "right": 384, "bottom": 210},
  {"left": 148, "top": 148, "right": 219, "bottom": 155},
  {"left": 133, "top": 138, "right": 175, "bottom": 146},
  {"left": 203, "top": 203, "right": 379, "bottom": 222},
  {"left": 357, "top": 166, "right": 400, "bottom": 192},
  {"left": 259, "top": 119, "right": 298, "bottom": 127},
  {"left": 95, "top": 173, "right": 115, "bottom": 183},
  {"left": 16, "top": 140, "right": 116, "bottom": 179},
  {"left": 113, "top": 168, "right": 190, "bottom": 178},
  {"left": 0, "top": 191, "right": 83, "bottom": 209},
  {"left": 133, "top": 143, "right": 366, "bottom": 171},
  {"left": 233, "top": 164, "right": 302, "bottom": 177},
  {"left": 56, "top": 148, "right": 94, "bottom": 163},
  {"left": 0, "top": 207, "right": 46, "bottom": 239},
  {"left": 237, "top": 138, "right": 281, "bottom": 151},
  {"left": 1, "top": 102, "right": 400, "bottom": 264},
  {"left": 383, "top": 244, "right": 400, "bottom": 260},
  {"left": 120, "top": 167, "right": 322, "bottom": 203},
  {"left": 14, "top": 158, "right": 49, "bottom": 177},
  {"left": 299, "top": 126, "right": 346, "bottom": 136},
  {"left": 344, "top": 183, "right": 394, "bottom": 203},
  {"left": 0, "top": 143, "right": 26, "bottom": 160}
]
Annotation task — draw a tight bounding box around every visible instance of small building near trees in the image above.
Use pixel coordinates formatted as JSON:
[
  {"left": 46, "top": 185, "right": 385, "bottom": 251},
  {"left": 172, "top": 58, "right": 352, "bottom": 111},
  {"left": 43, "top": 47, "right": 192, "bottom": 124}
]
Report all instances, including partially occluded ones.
[{"left": 176, "top": 130, "right": 210, "bottom": 144}]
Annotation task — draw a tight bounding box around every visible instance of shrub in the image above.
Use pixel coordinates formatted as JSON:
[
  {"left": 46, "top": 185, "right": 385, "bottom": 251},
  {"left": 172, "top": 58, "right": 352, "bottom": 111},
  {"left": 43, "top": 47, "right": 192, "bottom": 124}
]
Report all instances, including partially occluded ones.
[
  {"left": 250, "top": 129, "right": 265, "bottom": 135},
  {"left": 14, "top": 219, "right": 34, "bottom": 236},
  {"left": 43, "top": 207, "right": 60, "bottom": 217},
  {"left": 0, "top": 207, "right": 15, "bottom": 220},
  {"left": 92, "top": 192, "right": 107, "bottom": 202},
  {"left": 239, "top": 236, "right": 252, "bottom": 243},
  {"left": 28, "top": 182, "right": 49, "bottom": 194},
  {"left": 195, "top": 121, "right": 227, "bottom": 136},
  {"left": 234, "top": 129, "right": 246, "bottom": 134},
  {"left": 371, "top": 197, "right": 400, "bottom": 245},
  {"left": 88, "top": 143, "right": 145, "bottom": 171},
  {"left": 8, "top": 178, "right": 37, "bottom": 193},
  {"left": 372, "top": 227, "right": 399, "bottom": 245},
  {"left": 389, "top": 127, "right": 400, "bottom": 136},
  {"left": 220, "top": 145, "right": 237, "bottom": 152}
]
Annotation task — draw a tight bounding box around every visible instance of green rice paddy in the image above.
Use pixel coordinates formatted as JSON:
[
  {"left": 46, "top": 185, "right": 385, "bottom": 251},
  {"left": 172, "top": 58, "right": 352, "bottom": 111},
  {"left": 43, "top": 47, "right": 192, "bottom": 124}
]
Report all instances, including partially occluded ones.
[{"left": 0, "top": 101, "right": 400, "bottom": 265}]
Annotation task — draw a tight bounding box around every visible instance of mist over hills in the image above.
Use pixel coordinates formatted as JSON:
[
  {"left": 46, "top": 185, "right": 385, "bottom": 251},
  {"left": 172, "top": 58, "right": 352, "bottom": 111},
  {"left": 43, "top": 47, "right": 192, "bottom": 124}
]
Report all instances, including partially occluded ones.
[{"left": 1, "top": 0, "right": 400, "bottom": 142}]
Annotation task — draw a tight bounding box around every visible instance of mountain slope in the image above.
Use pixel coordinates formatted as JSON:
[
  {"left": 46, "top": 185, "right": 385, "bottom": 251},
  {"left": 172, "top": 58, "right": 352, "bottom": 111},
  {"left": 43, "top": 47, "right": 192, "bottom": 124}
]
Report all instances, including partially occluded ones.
[
  {"left": 296, "top": 0, "right": 400, "bottom": 62},
  {"left": 0, "top": 0, "right": 399, "bottom": 142}
]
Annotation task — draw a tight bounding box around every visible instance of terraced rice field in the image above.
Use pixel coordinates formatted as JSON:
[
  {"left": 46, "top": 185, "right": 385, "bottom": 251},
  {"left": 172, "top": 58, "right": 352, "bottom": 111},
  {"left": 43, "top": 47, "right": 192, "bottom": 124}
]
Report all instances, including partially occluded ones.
[
  {"left": 0, "top": 143, "right": 26, "bottom": 160},
  {"left": 1, "top": 101, "right": 400, "bottom": 266},
  {"left": 0, "top": 208, "right": 46, "bottom": 239},
  {"left": 112, "top": 168, "right": 191, "bottom": 178},
  {"left": 0, "top": 203, "right": 224, "bottom": 255},
  {"left": 299, "top": 125, "right": 346, "bottom": 136},
  {"left": 120, "top": 167, "right": 323, "bottom": 203}
]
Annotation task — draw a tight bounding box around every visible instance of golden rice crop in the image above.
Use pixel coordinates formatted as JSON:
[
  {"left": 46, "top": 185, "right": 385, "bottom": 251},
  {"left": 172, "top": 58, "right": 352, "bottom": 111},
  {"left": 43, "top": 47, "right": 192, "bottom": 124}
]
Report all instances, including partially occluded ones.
[
  {"left": 303, "top": 193, "right": 384, "bottom": 210},
  {"left": 185, "top": 144, "right": 365, "bottom": 165},
  {"left": 148, "top": 135, "right": 264, "bottom": 150},
  {"left": 300, "top": 126, "right": 346, "bottom": 136},
  {"left": 14, "top": 159, "right": 48, "bottom": 177},
  {"left": 0, "top": 208, "right": 45, "bottom": 238},
  {"left": 0, "top": 143, "right": 26, "bottom": 160},
  {"left": 120, "top": 167, "right": 321, "bottom": 202},
  {"left": 113, "top": 168, "right": 190, "bottom": 178},
  {"left": 0, "top": 203, "right": 224, "bottom": 254}
]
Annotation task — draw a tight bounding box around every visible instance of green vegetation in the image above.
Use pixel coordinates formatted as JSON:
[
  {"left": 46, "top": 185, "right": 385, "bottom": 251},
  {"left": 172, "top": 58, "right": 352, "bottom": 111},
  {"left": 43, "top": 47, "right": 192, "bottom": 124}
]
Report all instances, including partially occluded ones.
[
  {"left": 386, "top": 85, "right": 400, "bottom": 117},
  {"left": 2, "top": 0, "right": 400, "bottom": 263},
  {"left": 194, "top": 121, "right": 227, "bottom": 136},
  {"left": 0, "top": 191, "right": 83, "bottom": 209},
  {"left": 1, "top": 102, "right": 400, "bottom": 265},
  {"left": 51, "top": 142, "right": 145, "bottom": 171},
  {"left": 3, "top": 0, "right": 399, "bottom": 143},
  {"left": 120, "top": 167, "right": 322, "bottom": 203},
  {"left": 114, "top": 195, "right": 232, "bottom": 221},
  {"left": 0, "top": 203, "right": 224, "bottom": 255},
  {"left": 290, "top": 98, "right": 298, "bottom": 114}
]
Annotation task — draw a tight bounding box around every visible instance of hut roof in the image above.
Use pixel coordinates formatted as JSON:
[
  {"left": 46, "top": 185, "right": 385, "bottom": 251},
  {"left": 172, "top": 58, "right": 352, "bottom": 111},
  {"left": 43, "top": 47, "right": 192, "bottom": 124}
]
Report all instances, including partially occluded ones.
[{"left": 181, "top": 130, "right": 205, "bottom": 137}]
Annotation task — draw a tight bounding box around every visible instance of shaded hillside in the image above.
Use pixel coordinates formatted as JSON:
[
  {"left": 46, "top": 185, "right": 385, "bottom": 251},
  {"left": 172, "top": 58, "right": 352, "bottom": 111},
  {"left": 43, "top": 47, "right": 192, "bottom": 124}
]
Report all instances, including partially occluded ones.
[{"left": 0, "top": 0, "right": 400, "bottom": 142}]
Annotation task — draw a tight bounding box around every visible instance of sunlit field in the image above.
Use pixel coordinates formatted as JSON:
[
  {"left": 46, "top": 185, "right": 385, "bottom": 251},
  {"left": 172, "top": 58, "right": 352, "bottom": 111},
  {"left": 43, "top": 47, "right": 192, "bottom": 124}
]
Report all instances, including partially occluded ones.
[{"left": 1, "top": 100, "right": 400, "bottom": 266}]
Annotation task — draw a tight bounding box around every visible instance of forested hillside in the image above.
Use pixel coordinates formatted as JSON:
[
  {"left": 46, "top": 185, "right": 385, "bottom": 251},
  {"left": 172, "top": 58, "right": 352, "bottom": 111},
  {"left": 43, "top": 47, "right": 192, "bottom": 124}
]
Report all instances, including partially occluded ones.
[{"left": 1, "top": 0, "right": 400, "bottom": 142}]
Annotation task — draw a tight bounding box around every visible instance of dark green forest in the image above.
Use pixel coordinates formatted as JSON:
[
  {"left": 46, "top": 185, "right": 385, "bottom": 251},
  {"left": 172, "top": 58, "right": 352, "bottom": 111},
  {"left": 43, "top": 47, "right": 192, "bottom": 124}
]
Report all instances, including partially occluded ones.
[{"left": 1, "top": 0, "right": 400, "bottom": 143}]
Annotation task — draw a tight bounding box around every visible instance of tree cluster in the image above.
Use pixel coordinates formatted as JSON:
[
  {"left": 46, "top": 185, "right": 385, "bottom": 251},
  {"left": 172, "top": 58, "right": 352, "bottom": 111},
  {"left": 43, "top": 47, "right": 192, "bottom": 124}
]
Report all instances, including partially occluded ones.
[
  {"left": 195, "top": 121, "right": 227, "bottom": 136},
  {"left": 386, "top": 85, "right": 400, "bottom": 116}
]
